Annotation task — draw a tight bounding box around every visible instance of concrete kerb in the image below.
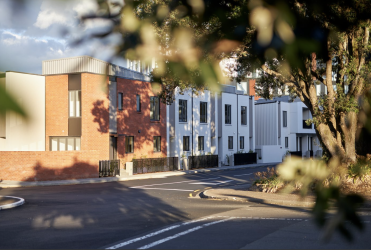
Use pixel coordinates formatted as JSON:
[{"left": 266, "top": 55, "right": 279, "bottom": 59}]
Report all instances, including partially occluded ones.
[
  {"left": 0, "top": 196, "right": 25, "bottom": 210},
  {"left": 0, "top": 163, "right": 279, "bottom": 189}
]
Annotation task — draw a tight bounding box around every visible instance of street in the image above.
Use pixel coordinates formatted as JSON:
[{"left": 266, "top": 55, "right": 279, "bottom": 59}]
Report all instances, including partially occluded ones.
[{"left": 0, "top": 167, "right": 370, "bottom": 249}]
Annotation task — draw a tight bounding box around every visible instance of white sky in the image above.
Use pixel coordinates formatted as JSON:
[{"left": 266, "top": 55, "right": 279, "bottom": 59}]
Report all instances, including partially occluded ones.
[{"left": 0, "top": 0, "right": 125, "bottom": 74}]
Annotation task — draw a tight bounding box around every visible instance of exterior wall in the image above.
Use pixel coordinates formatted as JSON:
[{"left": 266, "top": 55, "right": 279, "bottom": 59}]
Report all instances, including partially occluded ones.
[
  {"left": 168, "top": 89, "right": 212, "bottom": 158},
  {"left": 45, "top": 75, "right": 69, "bottom": 150},
  {"left": 116, "top": 78, "right": 167, "bottom": 164},
  {"left": 1, "top": 72, "right": 45, "bottom": 151},
  {"left": 218, "top": 92, "right": 238, "bottom": 164},
  {"left": 255, "top": 102, "right": 278, "bottom": 146},
  {"left": 237, "top": 94, "right": 251, "bottom": 152},
  {"left": 0, "top": 151, "right": 102, "bottom": 181}
]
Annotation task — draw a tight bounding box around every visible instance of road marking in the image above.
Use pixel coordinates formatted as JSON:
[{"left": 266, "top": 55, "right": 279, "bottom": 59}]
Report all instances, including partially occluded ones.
[
  {"left": 138, "top": 218, "right": 234, "bottom": 249},
  {"left": 130, "top": 177, "right": 220, "bottom": 189},
  {"left": 189, "top": 180, "right": 234, "bottom": 185},
  {"left": 106, "top": 217, "right": 215, "bottom": 249},
  {"left": 132, "top": 188, "right": 194, "bottom": 192},
  {"left": 233, "top": 173, "right": 253, "bottom": 177}
]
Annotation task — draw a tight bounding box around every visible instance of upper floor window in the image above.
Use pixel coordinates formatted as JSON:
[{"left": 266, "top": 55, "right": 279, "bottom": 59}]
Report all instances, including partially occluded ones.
[
  {"left": 179, "top": 99, "right": 187, "bottom": 122},
  {"left": 225, "top": 104, "right": 231, "bottom": 124},
  {"left": 200, "top": 102, "right": 207, "bottom": 123},
  {"left": 241, "top": 106, "right": 247, "bottom": 125},
  {"left": 136, "top": 94, "right": 141, "bottom": 112},
  {"left": 150, "top": 97, "right": 160, "bottom": 121},
  {"left": 69, "top": 91, "right": 81, "bottom": 117},
  {"left": 118, "top": 93, "right": 123, "bottom": 110},
  {"left": 283, "top": 111, "right": 287, "bottom": 127}
]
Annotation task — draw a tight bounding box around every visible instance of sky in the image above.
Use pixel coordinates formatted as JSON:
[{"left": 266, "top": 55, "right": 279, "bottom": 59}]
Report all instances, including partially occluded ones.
[{"left": 0, "top": 0, "right": 125, "bottom": 74}]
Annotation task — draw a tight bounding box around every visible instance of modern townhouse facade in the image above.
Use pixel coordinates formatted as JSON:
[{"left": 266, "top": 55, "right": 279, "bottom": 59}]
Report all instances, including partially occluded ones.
[
  {"left": 218, "top": 85, "right": 256, "bottom": 165},
  {"left": 255, "top": 96, "right": 322, "bottom": 163},
  {"left": 167, "top": 88, "right": 218, "bottom": 163},
  {"left": 0, "top": 56, "right": 166, "bottom": 182}
]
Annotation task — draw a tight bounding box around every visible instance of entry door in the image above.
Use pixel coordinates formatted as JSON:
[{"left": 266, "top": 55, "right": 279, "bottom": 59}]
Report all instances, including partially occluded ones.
[{"left": 109, "top": 136, "right": 117, "bottom": 160}]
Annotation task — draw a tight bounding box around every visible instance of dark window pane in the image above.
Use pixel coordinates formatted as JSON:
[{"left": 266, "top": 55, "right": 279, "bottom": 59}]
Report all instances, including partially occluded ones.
[
  {"left": 136, "top": 95, "right": 141, "bottom": 112},
  {"left": 179, "top": 99, "right": 187, "bottom": 122},
  {"left": 283, "top": 111, "right": 287, "bottom": 127},
  {"left": 150, "top": 97, "right": 160, "bottom": 121},
  {"left": 240, "top": 136, "right": 244, "bottom": 149},
  {"left": 153, "top": 136, "right": 161, "bottom": 152},
  {"left": 225, "top": 105, "right": 231, "bottom": 124},
  {"left": 200, "top": 102, "right": 207, "bottom": 123},
  {"left": 118, "top": 93, "right": 123, "bottom": 110},
  {"left": 183, "top": 136, "right": 189, "bottom": 151},
  {"left": 241, "top": 106, "right": 247, "bottom": 125},
  {"left": 228, "top": 136, "right": 233, "bottom": 149},
  {"left": 198, "top": 136, "right": 204, "bottom": 151},
  {"left": 126, "top": 136, "right": 134, "bottom": 153}
]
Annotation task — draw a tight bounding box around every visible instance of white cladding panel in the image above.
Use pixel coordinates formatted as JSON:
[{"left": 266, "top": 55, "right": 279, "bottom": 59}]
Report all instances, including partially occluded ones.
[
  {"left": 255, "top": 102, "right": 278, "bottom": 146},
  {"left": 1, "top": 72, "right": 45, "bottom": 151}
]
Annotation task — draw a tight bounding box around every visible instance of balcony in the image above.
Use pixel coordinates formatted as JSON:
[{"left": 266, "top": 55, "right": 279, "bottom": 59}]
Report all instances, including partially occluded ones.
[{"left": 303, "top": 120, "right": 312, "bottom": 129}]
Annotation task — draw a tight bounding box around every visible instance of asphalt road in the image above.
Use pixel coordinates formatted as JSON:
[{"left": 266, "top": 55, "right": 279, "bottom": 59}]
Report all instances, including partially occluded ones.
[{"left": 0, "top": 167, "right": 370, "bottom": 249}]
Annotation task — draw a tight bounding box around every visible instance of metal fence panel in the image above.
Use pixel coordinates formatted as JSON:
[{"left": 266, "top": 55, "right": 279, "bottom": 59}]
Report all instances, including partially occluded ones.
[
  {"left": 290, "top": 151, "right": 303, "bottom": 157},
  {"left": 132, "top": 157, "right": 178, "bottom": 174},
  {"left": 99, "top": 160, "right": 120, "bottom": 177},
  {"left": 189, "top": 155, "right": 218, "bottom": 169},
  {"left": 234, "top": 153, "right": 257, "bottom": 165}
]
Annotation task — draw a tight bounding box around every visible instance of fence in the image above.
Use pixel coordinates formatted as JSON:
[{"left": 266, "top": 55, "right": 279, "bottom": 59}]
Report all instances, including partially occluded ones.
[
  {"left": 290, "top": 151, "right": 303, "bottom": 158},
  {"left": 99, "top": 160, "right": 120, "bottom": 177},
  {"left": 234, "top": 153, "right": 257, "bottom": 165},
  {"left": 132, "top": 157, "right": 178, "bottom": 174},
  {"left": 188, "top": 155, "right": 218, "bottom": 169}
]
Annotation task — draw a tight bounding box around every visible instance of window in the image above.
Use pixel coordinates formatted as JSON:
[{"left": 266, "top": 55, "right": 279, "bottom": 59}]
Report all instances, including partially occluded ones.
[
  {"left": 240, "top": 136, "right": 244, "bottom": 149},
  {"left": 241, "top": 106, "right": 247, "bottom": 125},
  {"left": 228, "top": 136, "right": 233, "bottom": 149},
  {"left": 126, "top": 136, "right": 134, "bottom": 153},
  {"left": 150, "top": 97, "right": 160, "bottom": 121},
  {"left": 225, "top": 105, "right": 231, "bottom": 124},
  {"left": 153, "top": 136, "right": 161, "bottom": 152},
  {"left": 179, "top": 99, "right": 187, "bottom": 122},
  {"left": 183, "top": 136, "right": 190, "bottom": 151},
  {"left": 283, "top": 111, "right": 287, "bottom": 127},
  {"left": 50, "top": 137, "right": 81, "bottom": 151},
  {"left": 200, "top": 102, "right": 207, "bottom": 123},
  {"left": 136, "top": 95, "right": 141, "bottom": 112},
  {"left": 198, "top": 136, "right": 204, "bottom": 151},
  {"left": 69, "top": 91, "right": 81, "bottom": 117},
  {"left": 285, "top": 137, "right": 288, "bottom": 148},
  {"left": 118, "top": 93, "right": 123, "bottom": 110}
]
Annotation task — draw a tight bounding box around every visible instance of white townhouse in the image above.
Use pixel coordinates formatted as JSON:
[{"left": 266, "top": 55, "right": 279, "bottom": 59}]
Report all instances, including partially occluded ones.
[
  {"left": 217, "top": 85, "right": 256, "bottom": 165},
  {"left": 167, "top": 88, "right": 218, "bottom": 160},
  {"left": 255, "top": 96, "right": 322, "bottom": 163}
]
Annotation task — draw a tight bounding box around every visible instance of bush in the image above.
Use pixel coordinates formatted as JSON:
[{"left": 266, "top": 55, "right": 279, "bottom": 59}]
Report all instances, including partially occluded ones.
[
  {"left": 347, "top": 159, "right": 371, "bottom": 184},
  {"left": 251, "top": 167, "right": 285, "bottom": 193}
]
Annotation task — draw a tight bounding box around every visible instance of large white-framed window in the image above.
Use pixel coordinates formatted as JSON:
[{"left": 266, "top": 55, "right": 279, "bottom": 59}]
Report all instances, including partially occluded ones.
[
  {"left": 69, "top": 91, "right": 81, "bottom": 117},
  {"left": 50, "top": 137, "right": 81, "bottom": 151}
]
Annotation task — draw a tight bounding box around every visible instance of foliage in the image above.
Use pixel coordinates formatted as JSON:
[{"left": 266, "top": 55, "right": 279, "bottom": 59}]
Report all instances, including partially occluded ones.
[
  {"left": 252, "top": 167, "right": 284, "bottom": 193},
  {"left": 248, "top": 149, "right": 254, "bottom": 153},
  {"left": 278, "top": 157, "right": 364, "bottom": 241},
  {"left": 347, "top": 159, "right": 371, "bottom": 183}
]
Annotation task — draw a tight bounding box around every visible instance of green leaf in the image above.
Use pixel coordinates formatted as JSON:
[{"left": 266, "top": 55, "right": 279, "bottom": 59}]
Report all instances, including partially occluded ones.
[{"left": 0, "top": 84, "right": 26, "bottom": 117}]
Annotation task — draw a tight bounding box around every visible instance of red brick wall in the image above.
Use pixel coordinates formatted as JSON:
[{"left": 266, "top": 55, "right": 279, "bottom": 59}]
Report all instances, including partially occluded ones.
[
  {"left": 0, "top": 151, "right": 102, "bottom": 181},
  {"left": 249, "top": 79, "right": 260, "bottom": 100},
  {"left": 116, "top": 78, "right": 167, "bottom": 164},
  {"left": 45, "top": 75, "right": 69, "bottom": 150}
]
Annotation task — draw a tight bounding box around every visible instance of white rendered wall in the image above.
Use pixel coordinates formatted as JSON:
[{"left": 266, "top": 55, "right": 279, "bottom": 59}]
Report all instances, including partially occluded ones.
[
  {"left": 1, "top": 72, "right": 45, "bottom": 151},
  {"left": 218, "top": 92, "right": 238, "bottom": 164},
  {"left": 237, "top": 95, "right": 251, "bottom": 152},
  {"left": 169, "top": 88, "right": 212, "bottom": 158}
]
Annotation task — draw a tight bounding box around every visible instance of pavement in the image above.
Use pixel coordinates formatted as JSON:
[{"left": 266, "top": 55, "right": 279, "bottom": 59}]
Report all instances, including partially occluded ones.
[{"left": 0, "top": 162, "right": 280, "bottom": 188}]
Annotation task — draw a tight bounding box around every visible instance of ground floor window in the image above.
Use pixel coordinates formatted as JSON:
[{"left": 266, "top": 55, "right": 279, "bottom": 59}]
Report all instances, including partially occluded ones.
[
  {"left": 153, "top": 136, "right": 161, "bottom": 152},
  {"left": 240, "top": 136, "right": 244, "bottom": 150},
  {"left": 285, "top": 137, "right": 289, "bottom": 148},
  {"left": 183, "top": 136, "right": 190, "bottom": 151},
  {"left": 126, "top": 136, "right": 134, "bottom": 153},
  {"left": 198, "top": 136, "right": 204, "bottom": 151},
  {"left": 228, "top": 136, "right": 233, "bottom": 150},
  {"left": 50, "top": 137, "right": 81, "bottom": 151}
]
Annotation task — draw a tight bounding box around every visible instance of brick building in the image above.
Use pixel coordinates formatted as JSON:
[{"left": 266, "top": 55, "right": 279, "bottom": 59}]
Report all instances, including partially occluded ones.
[{"left": 0, "top": 56, "right": 166, "bottom": 181}]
